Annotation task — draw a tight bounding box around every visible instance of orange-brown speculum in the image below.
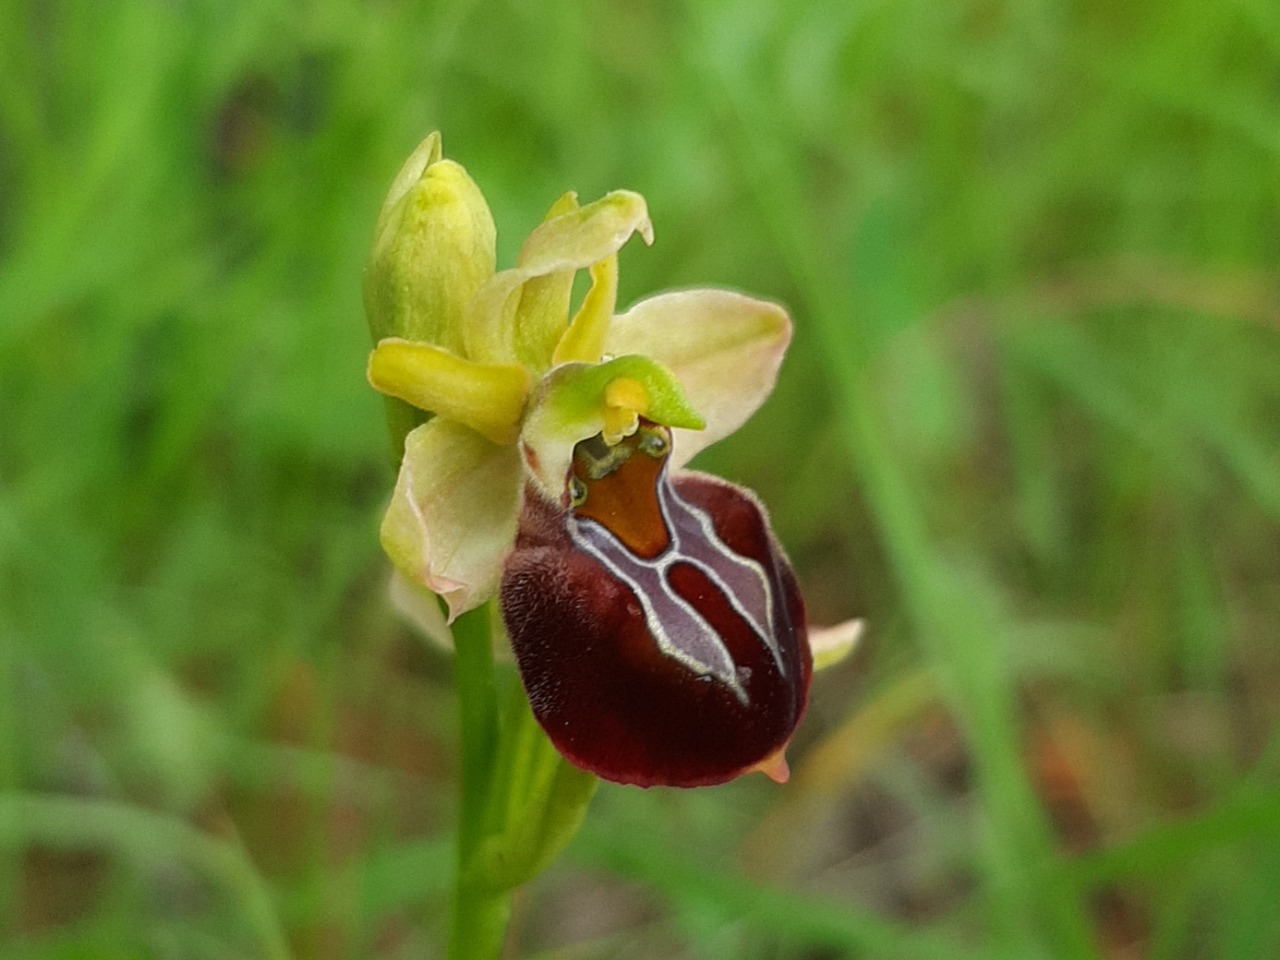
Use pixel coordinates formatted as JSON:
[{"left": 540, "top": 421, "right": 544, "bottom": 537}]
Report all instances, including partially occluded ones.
[{"left": 570, "top": 426, "right": 672, "bottom": 560}]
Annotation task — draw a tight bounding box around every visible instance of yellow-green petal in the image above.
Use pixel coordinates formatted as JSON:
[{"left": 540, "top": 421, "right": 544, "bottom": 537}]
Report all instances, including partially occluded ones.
[
  {"left": 503, "top": 192, "right": 582, "bottom": 370},
  {"left": 551, "top": 254, "right": 617, "bottom": 366},
  {"left": 368, "top": 338, "right": 532, "bottom": 446}
]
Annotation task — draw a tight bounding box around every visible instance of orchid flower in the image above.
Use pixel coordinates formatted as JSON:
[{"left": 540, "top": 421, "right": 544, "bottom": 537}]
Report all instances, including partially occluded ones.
[{"left": 364, "top": 133, "right": 859, "bottom": 789}]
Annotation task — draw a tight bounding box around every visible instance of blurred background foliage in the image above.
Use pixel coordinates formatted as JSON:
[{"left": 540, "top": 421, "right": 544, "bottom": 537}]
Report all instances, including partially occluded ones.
[{"left": 3, "top": 0, "right": 1280, "bottom": 957}]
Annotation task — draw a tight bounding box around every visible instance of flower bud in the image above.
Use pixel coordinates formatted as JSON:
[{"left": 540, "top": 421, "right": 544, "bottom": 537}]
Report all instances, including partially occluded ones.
[{"left": 363, "top": 133, "right": 496, "bottom": 359}]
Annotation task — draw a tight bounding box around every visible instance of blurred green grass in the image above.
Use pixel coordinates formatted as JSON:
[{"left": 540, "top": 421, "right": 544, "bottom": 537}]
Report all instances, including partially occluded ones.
[{"left": 3, "top": 0, "right": 1280, "bottom": 957}]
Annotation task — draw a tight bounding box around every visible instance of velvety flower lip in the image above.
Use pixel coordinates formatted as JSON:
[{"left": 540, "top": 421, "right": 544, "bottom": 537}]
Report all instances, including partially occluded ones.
[{"left": 364, "top": 133, "right": 795, "bottom": 624}]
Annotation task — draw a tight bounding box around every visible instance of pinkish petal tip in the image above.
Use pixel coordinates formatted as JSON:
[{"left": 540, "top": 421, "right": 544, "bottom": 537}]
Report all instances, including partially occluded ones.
[{"left": 752, "top": 748, "right": 791, "bottom": 784}]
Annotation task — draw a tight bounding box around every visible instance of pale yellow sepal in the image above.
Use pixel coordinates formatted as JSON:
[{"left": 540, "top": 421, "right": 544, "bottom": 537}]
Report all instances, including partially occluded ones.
[
  {"left": 368, "top": 338, "right": 532, "bottom": 446},
  {"left": 380, "top": 419, "right": 523, "bottom": 621},
  {"left": 541, "top": 190, "right": 582, "bottom": 221},
  {"left": 387, "top": 568, "right": 452, "bottom": 649},
  {"left": 517, "top": 190, "right": 652, "bottom": 274},
  {"left": 388, "top": 569, "right": 516, "bottom": 661},
  {"left": 606, "top": 290, "right": 791, "bottom": 468}
]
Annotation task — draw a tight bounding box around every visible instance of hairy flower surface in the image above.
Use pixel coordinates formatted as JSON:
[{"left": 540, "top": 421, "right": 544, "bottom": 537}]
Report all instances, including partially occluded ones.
[{"left": 365, "top": 133, "right": 858, "bottom": 786}]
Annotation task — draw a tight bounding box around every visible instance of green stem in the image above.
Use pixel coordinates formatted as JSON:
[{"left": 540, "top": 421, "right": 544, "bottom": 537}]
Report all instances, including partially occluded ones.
[
  {"left": 448, "top": 605, "right": 511, "bottom": 960},
  {"left": 470, "top": 685, "right": 597, "bottom": 892},
  {"left": 445, "top": 604, "right": 598, "bottom": 958},
  {"left": 450, "top": 877, "right": 512, "bottom": 960}
]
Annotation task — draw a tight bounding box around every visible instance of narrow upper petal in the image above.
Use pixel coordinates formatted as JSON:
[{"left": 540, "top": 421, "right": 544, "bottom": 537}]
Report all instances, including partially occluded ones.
[
  {"left": 551, "top": 254, "right": 618, "bottom": 366},
  {"left": 506, "top": 192, "right": 582, "bottom": 371},
  {"left": 464, "top": 191, "right": 653, "bottom": 369},
  {"left": 605, "top": 290, "right": 792, "bottom": 468},
  {"left": 380, "top": 418, "right": 523, "bottom": 621}
]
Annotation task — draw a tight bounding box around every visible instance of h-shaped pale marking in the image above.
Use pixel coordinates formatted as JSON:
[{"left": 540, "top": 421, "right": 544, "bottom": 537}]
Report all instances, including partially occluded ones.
[{"left": 568, "top": 467, "right": 786, "bottom": 705}]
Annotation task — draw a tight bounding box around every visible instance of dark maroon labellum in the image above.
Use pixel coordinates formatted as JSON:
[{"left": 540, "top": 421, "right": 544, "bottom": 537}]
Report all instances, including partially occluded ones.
[{"left": 500, "top": 423, "right": 812, "bottom": 787}]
